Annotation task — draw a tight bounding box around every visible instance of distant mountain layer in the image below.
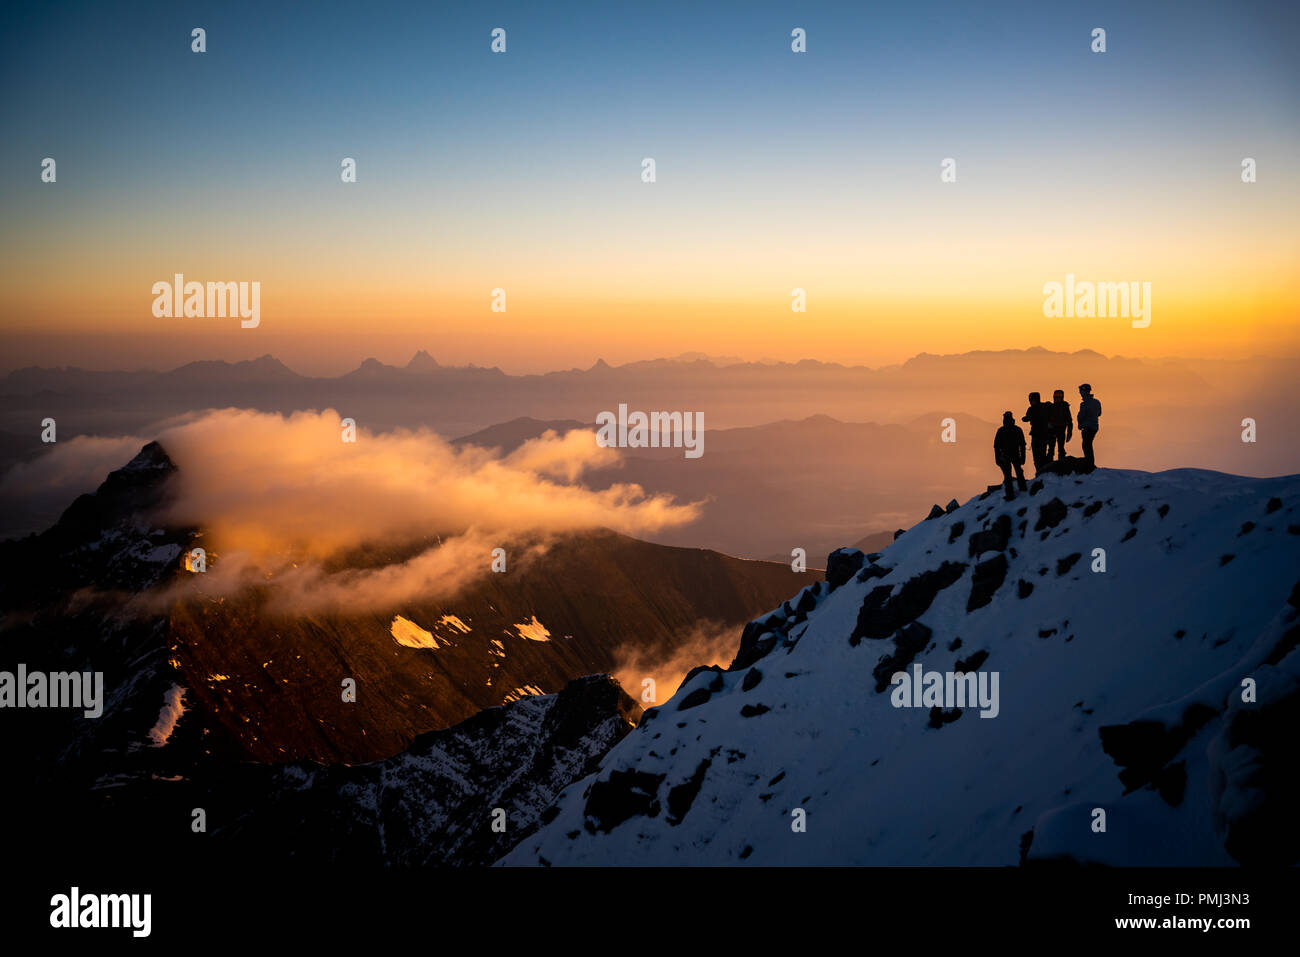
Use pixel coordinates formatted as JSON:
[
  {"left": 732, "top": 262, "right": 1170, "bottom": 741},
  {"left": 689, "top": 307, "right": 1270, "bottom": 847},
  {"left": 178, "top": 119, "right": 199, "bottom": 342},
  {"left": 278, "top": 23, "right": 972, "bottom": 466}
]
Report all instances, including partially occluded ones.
[
  {"left": 2, "top": 347, "right": 1292, "bottom": 443},
  {"left": 453, "top": 413, "right": 1003, "bottom": 562},
  {"left": 850, "top": 529, "right": 897, "bottom": 555},
  {"left": 452, "top": 416, "right": 588, "bottom": 454},
  {"left": 504, "top": 467, "right": 1300, "bottom": 866},
  {"left": 5, "top": 347, "right": 1297, "bottom": 560}
]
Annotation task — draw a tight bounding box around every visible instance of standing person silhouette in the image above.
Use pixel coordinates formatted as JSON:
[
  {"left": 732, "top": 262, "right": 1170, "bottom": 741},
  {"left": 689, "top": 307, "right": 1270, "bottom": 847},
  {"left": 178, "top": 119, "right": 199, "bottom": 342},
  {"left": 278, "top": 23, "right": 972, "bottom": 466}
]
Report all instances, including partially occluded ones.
[
  {"left": 1048, "top": 389, "right": 1073, "bottom": 461},
  {"left": 1021, "top": 392, "right": 1053, "bottom": 475},
  {"left": 1077, "top": 383, "right": 1102, "bottom": 470},
  {"left": 994, "top": 411, "right": 1028, "bottom": 501}
]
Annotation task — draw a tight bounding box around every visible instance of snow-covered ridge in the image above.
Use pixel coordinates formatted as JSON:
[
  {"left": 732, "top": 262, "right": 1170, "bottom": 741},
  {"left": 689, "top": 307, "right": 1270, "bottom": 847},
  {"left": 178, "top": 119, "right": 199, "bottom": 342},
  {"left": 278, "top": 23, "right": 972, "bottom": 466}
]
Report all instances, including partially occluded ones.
[{"left": 502, "top": 467, "right": 1300, "bottom": 866}]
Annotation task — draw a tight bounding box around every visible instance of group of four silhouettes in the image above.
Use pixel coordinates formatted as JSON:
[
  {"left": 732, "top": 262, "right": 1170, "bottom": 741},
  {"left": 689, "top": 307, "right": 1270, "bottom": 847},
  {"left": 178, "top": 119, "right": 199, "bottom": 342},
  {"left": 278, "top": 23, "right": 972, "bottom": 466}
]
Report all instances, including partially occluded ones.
[{"left": 993, "top": 384, "right": 1102, "bottom": 500}]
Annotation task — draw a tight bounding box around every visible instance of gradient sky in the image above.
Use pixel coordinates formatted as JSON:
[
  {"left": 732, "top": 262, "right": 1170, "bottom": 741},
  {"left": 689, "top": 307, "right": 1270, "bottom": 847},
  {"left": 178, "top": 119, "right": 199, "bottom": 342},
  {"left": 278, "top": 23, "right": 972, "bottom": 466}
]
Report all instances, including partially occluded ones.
[{"left": 1, "top": 0, "right": 1297, "bottom": 374}]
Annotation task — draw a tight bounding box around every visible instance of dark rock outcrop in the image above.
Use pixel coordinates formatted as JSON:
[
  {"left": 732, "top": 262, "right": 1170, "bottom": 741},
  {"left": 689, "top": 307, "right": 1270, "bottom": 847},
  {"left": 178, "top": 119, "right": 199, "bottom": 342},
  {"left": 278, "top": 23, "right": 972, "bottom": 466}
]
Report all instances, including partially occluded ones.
[
  {"left": 968, "top": 554, "right": 1009, "bottom": 611},
  {"left": 1099, "top": 704, "right": 1217, "bottom": 793},
  {"left": 585, "top": 767, "right": 666, "bottom": 834},
  {"left": 871, "top": 621, "right": 934, "bottom": 692},
  {"left": 1034, "top": 498, "right": 1069, "bottom": 532},
  {"left": 968, "top": 514, "right": 1012, "bottom": 557},
  {"left": 826, "top": 548, "right": 866, "bottom": 589},
  {"left": 850, "top": 562, "right": 966, "bottom": 645}
]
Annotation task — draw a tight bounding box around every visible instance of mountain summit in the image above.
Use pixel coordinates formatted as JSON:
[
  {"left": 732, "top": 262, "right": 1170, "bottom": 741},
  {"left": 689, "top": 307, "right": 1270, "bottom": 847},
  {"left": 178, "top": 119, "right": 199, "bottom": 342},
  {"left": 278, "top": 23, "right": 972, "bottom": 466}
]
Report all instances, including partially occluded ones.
[
  {"left": 502, "top": 467, "right": 1300, "bottom": 866},
  {"left": 406, "top": 350, "right": 441, "bottom": 372}
]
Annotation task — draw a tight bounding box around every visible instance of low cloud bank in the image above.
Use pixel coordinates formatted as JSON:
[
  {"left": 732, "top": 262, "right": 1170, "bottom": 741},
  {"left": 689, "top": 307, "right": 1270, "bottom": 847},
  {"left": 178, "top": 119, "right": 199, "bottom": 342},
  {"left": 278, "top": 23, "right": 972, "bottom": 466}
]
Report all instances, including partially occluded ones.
[
  {"left": 9, "top": 409, "right": 701, "bottom": 613},
  {"left": 151, "top": 409, "right": 699, "bottom": 611}
]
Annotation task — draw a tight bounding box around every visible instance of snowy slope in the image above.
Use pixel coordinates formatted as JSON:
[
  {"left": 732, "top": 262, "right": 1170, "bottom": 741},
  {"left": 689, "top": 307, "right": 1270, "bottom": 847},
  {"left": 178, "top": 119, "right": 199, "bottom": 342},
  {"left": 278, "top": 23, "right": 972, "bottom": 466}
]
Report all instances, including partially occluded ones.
[{"left": 502, "top": 468, "right": 1300, "bottom": 866}]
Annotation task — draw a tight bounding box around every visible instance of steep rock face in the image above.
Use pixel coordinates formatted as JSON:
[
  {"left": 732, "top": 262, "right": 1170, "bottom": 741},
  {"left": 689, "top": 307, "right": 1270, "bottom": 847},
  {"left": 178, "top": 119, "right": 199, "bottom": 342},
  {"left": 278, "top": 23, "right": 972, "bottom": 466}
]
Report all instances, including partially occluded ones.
[
  {"left": 204, "top": 675, "right": 642, "bottom": 865},
  {"left": 167, "top": 527, "right": 812, "bottom": 764},
  {"left": 503, "top": 468, "right": 1300, "bottom": 866},
  {"left": 0, "top": 443, "right": 209, "bottom": 786}
]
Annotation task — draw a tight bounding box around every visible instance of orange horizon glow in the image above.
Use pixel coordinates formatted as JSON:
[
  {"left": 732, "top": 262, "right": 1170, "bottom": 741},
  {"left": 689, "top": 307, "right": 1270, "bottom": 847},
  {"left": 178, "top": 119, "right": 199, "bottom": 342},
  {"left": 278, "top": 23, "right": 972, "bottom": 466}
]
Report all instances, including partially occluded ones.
[{"left": 4, "top": 215, "right": 1296, "bottom": 374}]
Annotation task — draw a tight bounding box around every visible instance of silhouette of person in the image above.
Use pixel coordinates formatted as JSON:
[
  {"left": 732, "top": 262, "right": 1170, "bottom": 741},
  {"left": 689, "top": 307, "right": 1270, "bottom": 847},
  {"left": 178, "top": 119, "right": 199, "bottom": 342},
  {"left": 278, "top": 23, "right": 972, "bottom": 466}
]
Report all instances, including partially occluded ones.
[
  {"left": 1077, "top": 383, "right": 1102, "bottom": 470},
  {"left": 1021, "top": 392, "right": 1053, "bottom": 475},
  {"left": 994, "top": 411, "right": 1028, "bottom": 501},
  {"left": 1048, "top": 388, "right": 1073, "bottom": 461}
]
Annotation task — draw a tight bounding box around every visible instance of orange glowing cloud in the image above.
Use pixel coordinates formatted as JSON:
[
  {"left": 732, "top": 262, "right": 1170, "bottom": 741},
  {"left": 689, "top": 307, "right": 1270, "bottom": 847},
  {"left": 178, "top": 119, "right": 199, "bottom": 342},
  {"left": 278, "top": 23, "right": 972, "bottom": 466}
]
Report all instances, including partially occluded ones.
[{"left": 105, "top": 408, "right": 704, "bottom": 612}]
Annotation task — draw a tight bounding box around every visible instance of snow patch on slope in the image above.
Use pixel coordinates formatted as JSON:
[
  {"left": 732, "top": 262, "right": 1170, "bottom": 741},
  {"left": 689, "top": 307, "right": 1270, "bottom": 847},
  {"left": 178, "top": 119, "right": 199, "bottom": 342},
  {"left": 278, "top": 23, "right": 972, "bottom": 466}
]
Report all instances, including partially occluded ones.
[
  {"left": 390, "top": 615, "right": 447, "bottom": 650},
  {"left": 512, "top": 616, "right": 551, "bottom": 642},
  {"left": 147, "top": 684, "right": 186, "bottom": 747}
]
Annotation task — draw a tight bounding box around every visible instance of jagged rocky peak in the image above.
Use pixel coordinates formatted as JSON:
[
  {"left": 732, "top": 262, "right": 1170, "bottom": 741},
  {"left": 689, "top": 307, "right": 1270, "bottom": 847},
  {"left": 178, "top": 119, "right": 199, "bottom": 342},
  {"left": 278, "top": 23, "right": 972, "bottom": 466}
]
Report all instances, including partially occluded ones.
[
  {"left": 120, "top": 440, "right": 174, "bottom": 473},
  {"left": 54, "top": 441, "right": 181, "bottom": 540},
  {"left": 1, "top": 441, "right": 192, "bottom": 603},
  {"left": 503, "top": 467, "right": 1300, "bottom": 866}
]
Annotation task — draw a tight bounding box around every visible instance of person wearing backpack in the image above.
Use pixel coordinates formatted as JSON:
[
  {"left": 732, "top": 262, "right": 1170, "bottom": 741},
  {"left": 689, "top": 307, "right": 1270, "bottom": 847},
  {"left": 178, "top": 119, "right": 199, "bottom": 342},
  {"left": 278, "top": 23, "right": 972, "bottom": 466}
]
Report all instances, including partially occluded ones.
[
  {"left": 1021, "top": 392, "right": 1054, "bottom": 475},
  {"left": 1077, "top": 383, "right": 1102, "bottom": 470}
]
